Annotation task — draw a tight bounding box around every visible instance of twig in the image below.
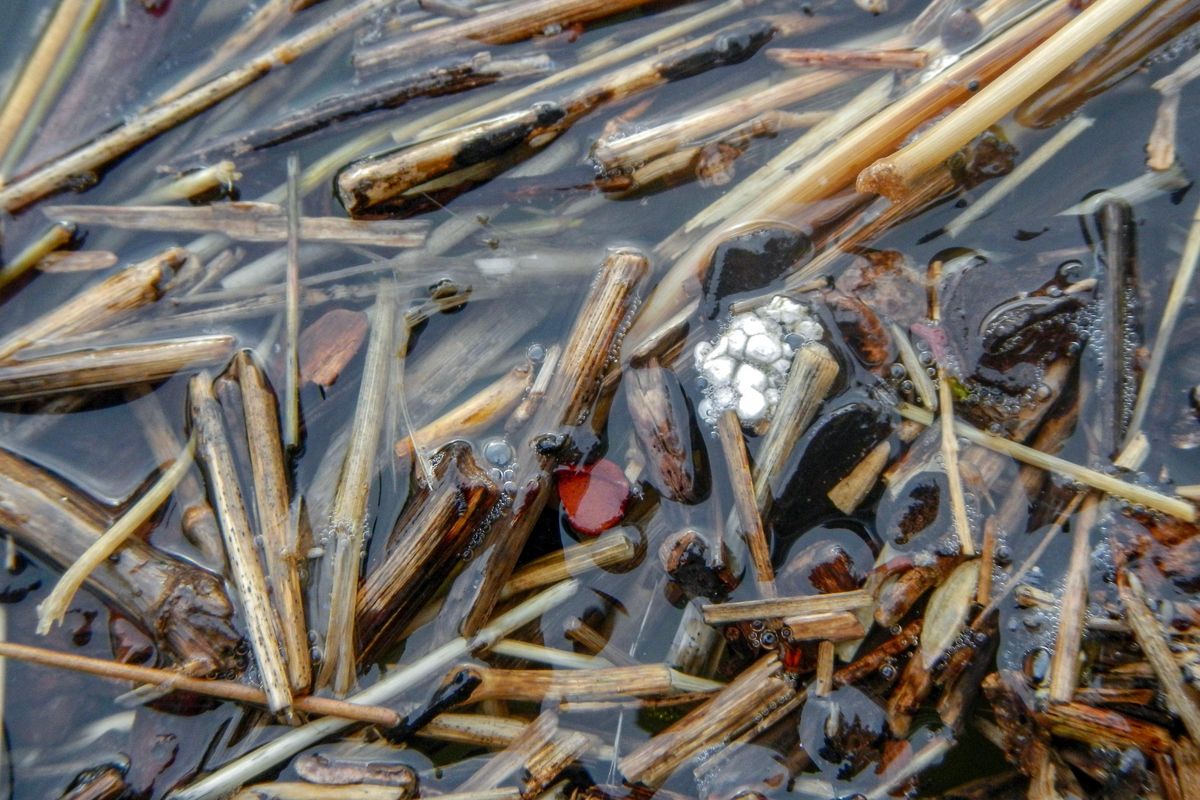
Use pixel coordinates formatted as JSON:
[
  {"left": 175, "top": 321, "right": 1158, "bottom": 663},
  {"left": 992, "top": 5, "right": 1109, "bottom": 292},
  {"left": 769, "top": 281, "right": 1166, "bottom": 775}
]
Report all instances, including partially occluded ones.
[
  {"left": 717, "top": 409, "right": 773, "bottom": 592},
  {"left": 0, "top": 335, "right": 235, "bottom": 401},
  {"left": 235, "top": 351, "right": 310, "bottom": 692},
  {"left": 316, "top": 288, "right": 396, "bottom": 694},
  {"left": 765, "top": 47, "right": 928, "bottom": 70},
  {"left": 190, "top": 373, "right": 293, "bottom": 715},
  {"left": 44, "top": 202, "right": 427, "bottom": 246},
  {"left": 700, "top": 590, "right": 872, "bottom": 624},
  {"left": 169, "top": 580, "right": 579, "bottom": 800},
  {"left": 501, "top": 527, "right": 641, "bottom": 599},
  {"left": 0, "top": 641, "right": 398, "bottom": 727},
  {"left": 0, "top": 220, "right": 75, "bottom": 292},
  {"left": 858, "top": 0, "right": 1157, "bottom": 199},
  {"left": 897, "top": 403, "right": 1196, "bottom": 521},
  {"left": 138, "top": 161, "right": 241, "bottom": 203},
  {"left": 450, "top": 664, "right": 723, "bottom": 704},
  {"left": 1147, "top": 91, "right": 1179, "bottom": 171},
  {"left": 283, "top": 158, "right": 302, "bottom": 451}
]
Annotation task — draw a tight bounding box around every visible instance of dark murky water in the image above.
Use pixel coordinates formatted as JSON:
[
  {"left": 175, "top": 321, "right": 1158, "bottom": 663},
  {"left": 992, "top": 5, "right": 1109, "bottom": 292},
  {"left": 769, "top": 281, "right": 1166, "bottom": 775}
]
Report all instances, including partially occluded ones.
[{"left": 1, "top": 1, "right": 1199, "bottom": 798}]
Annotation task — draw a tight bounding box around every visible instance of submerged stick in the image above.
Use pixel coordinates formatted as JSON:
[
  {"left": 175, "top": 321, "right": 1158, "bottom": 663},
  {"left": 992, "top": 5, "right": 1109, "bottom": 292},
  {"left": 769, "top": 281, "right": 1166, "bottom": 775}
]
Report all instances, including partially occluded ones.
[
  {"left": 717, "top": 409, "right": 773, "bottom": 593},
  {"left": 765, "top": 47, "right": 928, "bottom": 70},
  {"left": 0, "top": 0, "right": 397, "bottom": 211},
  {"left": 316, "top": 290, "right": 396, "bottom": 694},
  {"left": 36, "top": 435, "right": 196, "bottom": 634},
  {"left": 235, "top": 350, "right": 310, "bottom": 692},
  {"left": 0, "top": 335, "right": 235, "bottom": 401},
  {"left": 0, "top": 641, "right": 399, "bottom": 727},
  {"left": 1046, "top": 494, "right": 1098, "bottom": 702},
  {"left": 190, "top": 373, "right": 293, "bottom": 715},
  {"left": 45, "top": 203, "right": 428, "bottom": 246},
  {"left": 897, "top": 403, "right": 1195, "bottom": 521},
  {"left": 858, "top": 0, "right": 1156, "bottom": 199},
  {"left": 283, "top": 157, "right": 302, "bottom": 451},
  {"left": 449, "top": 664, "right": 722, "bottom": 704},
  {"left": 0, "top": 247, "right": 185, "bottom": 361},
  {"left": 170, "top": 580, "right": 580, "bottom": 800}
]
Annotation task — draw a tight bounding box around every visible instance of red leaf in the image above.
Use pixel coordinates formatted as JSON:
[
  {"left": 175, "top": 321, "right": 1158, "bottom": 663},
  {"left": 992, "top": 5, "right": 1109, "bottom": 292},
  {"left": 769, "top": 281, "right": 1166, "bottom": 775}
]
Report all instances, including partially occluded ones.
[{"left": 554, "top": 459, "right": 630, "bottom": 536}]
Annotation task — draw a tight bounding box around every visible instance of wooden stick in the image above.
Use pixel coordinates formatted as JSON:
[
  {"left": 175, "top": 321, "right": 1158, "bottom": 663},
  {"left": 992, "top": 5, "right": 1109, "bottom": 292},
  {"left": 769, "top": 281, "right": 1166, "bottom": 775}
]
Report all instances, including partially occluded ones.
[
  {"left": 353, "top": 0, "right": 660, "bottom": 70},
  {"left": 897, "top": 403, "right": 1196, "bottom": 521},
  {"left": 700, "top": 590, "right": 872, "bottom": 624},
  {"left": 0, "top": 0, "right": 398, "bottom": 211},
  {"left": 717, "top": 408, "right": 774, "bottom": 593},
  {"left": 858, "top": 0, "right": 1157, "bottom": 199},
  {"left": 500, "top": 527, "right": 640, "bottom": 599},
  {"left": 190, "top": 373, "right": 293, "bottom": 715},
  {"left": 235, "top": 351, "right": 309, "bottom": 692},
  {"left": 44, "top": 203, "right": 427, "bottom": 247},
  {"left": 35, "top": 433, "right": 195, "bottom": 634},
  {"left": 488, "top": 640, "right": 612, "bottom": 670},
  {"left": 0, "top": 335, "right": 235, "bottom": 401},
  {"left": 0, "top": 220, "right": 75, "bottom": 292},
  {"left": 316, "top": 290, "right": 396, "bottom": 695},
  {"left": 1038, "top": 701, "right": 1173, "bottom": 753},
  {"left": 592, "top": 70, "right": 851, "bottom": 177},
  {"left": 765, "top": 47, "right": 928, "bottom": 70},
  {"left": 0, "top": 248, "right": 185, "bottom": 361},
  {"left": 452, "top": 664, "right": 723, "bottom": 704},
  {"left": 394, "top": 362, "right": 531, "bottom": 461},
  {"left": 619, "top": 655, "right": 794, "bottom": 787},
  {"left": 0, "top": 641, "right": 398, "bottom": 727},
  {"left": 170, "top": 580, "right": 579, "bottom": 800}
]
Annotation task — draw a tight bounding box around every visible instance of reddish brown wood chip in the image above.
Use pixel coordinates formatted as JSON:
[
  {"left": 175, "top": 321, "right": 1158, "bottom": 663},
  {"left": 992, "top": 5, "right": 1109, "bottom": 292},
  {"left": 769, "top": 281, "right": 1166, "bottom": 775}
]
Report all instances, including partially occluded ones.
[{"left": 298, "top": 308, "right": 368, "bottom": 388}]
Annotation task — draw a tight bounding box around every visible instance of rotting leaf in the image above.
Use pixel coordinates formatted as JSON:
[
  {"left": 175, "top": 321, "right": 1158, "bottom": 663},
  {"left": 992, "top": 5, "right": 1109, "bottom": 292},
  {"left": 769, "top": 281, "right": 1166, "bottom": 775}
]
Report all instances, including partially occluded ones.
[{"left": 919, "top": 559, "right": 979, "bottom": 669}]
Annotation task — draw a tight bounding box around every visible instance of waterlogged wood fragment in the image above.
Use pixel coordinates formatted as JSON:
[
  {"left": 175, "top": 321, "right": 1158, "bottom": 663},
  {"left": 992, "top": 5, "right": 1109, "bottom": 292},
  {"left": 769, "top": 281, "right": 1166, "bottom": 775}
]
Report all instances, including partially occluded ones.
[
  {"left": 298, "top": 308, "right": 369, "bottom": 387},
  {"left": 625, "top": 359, "right": 703, "bottom": 503},
  {"left": 919, "top": 560, "right": 979, "bottom": 669},
  {"left": 36, "top": 250, "right": 118, "bottom": 273}
]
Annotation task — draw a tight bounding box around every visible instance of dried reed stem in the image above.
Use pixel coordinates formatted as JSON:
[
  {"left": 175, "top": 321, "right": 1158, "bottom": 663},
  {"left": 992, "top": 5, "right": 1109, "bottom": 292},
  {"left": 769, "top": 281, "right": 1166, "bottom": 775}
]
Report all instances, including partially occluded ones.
[
  {"left": 700, "top": 590, "right": 872, "bottom": 624},
  {"left": 0, "top": 248, "right": 185, "bottom": 361},
  {"left": 488, "top": 640, "right": 611, "bottom": 670},
  {"left": 44, "top": 202, "right": 427, "bottom": 246},
  {"left": 1046, "top": 493, "right": 1096, "bottom": 702},
  {"left": 0, "top": 221, "right": 74, "bottom": 292},
  {"left": 0, "top": 0, "right": 397, "bottom": 211},
  {"left": 753, "top": 343, "right": 839, "bottom": 506},
  {"left": 0, "top": 335, "right": 235, "bottom": 401},
  {"left": 500, "top": 528, "right": 640, "bottom": 599},
  {"left": 0, "top": 0, "right": 85, "bottom": 172},
  {"left": 317, "top": 290, "right": 396, "bottom": 694},
  {"left": 858, "top": 0, "right": 1156, "bottom": 199},
  {"left": 232, "top": 782, "right": 421, "bottom": 800},
  {"left": 717, "top": 409, "right": 773, "bottom": 593},
  {"left": 36, "top": 434, "right": 195, "bottom": 633},
  {"left": 455, "top": 664, "right": 722, "bottom": 704},
  {"left": 766, "top": 47, "right": 928, "bottom": 70},
  {"left": 897, "top": 403, "right": 1195, "bottom": 521},
  {"left": 139, "top": 161, "right": 240, "bottom": 203},
  {"left": 190, "top": 373, "right": 292, "bottom": 715},
  {"left": 170, "top": 580, "right": 579, "bottom": 800},
  {"left": 0, "top": 641, "right": 398, "bottom": 726},
  {"left": 235, "top": 351, "right": 309, "bottom": 691}
]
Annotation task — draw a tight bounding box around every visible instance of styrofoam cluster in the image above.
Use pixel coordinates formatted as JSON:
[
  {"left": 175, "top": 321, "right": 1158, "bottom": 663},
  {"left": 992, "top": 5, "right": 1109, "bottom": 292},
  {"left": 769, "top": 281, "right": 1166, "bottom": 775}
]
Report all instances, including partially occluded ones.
[{"left": 694, "top": 296, "right": 824, "bottom": 426}]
